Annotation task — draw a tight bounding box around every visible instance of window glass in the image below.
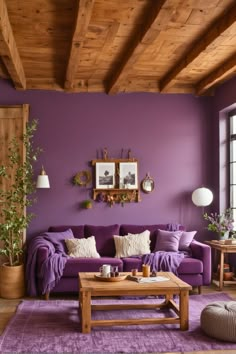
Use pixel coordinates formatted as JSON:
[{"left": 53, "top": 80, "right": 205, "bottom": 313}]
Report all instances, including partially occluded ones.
[
  {"left": 229, "top": 113, "right": 236, "bottom": 222},
  {"left": 230, "top": 114, "right": 236, "bottom": 135},
  {"left": 230, "top": 163, "right": 236, "bottom": 184},
  {"left": 230, "top": 140, "right": 236, "bottom": 162}
]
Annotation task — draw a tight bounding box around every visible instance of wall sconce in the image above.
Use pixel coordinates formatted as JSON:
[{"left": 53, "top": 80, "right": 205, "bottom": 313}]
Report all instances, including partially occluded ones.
[
  {"left": 36, "top": 166, "right": 50, "bottom": 188},
  {"left": 192, "top": 187, "right": 213, "bottom": 207}
]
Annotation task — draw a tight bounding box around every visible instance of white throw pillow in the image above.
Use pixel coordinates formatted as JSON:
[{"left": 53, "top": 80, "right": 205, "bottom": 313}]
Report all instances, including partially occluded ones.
[
  {"left": 114, "top": 230, "right": 151, "bottom": 258},
  {"left": 65, "top": 236, "right": 100, "bottom": 258}
]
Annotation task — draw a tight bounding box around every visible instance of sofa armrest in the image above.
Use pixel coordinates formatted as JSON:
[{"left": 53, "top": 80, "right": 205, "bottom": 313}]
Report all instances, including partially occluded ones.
[
  {"left": 36, "top": 246, "right": 49, "bottom": 277},
  {"left": 190, "top": 240, "right": 212, "bottom": 285}
]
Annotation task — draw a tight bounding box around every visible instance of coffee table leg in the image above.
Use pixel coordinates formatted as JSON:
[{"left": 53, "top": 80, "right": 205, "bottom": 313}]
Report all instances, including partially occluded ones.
[
  {"left": 179, "top": 290, "right": 189, "bottom": 331},
  {"left": 80, "top": 290, "right": 91, "bottom": 333}
]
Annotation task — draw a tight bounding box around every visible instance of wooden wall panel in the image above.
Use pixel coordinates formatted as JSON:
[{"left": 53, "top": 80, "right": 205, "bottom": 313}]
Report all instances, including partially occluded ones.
[{"left": 0, "top": 104, "right": 29, "bottom": 265}]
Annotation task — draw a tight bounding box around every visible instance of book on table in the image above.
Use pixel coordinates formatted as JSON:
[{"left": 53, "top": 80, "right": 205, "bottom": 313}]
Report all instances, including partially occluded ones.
[{"left": 127, "top": 275, "right": 169, "bottom": 283}]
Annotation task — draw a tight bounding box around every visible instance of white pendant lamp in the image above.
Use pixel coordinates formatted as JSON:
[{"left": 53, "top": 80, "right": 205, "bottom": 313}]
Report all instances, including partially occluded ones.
[
  {"left": 192, "top": 187, "right": 213, "bottom": 207},
  {"left": 36, "top": 166, "right": 50, "bottom": 188}
]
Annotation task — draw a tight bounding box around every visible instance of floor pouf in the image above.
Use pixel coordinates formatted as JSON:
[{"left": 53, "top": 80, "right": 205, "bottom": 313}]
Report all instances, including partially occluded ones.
[{"left": 200, "top": 301, "right": 236, "bottom": 342}]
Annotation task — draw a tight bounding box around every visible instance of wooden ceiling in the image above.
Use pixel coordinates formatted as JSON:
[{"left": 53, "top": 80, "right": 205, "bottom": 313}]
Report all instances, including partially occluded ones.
[{"left": 0, "top": 0, "right": 236, "bottom": 95}]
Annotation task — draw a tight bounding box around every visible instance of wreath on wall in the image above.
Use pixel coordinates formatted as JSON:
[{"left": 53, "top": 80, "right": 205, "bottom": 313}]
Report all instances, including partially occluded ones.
[{"left": 73, "top": 170, "right": 92, "bottom": 187}]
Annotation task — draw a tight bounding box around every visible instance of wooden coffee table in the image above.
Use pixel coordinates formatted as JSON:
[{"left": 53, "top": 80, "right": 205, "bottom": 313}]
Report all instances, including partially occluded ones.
[{"left": 78, "top": 272, "right": 192, "bottom": 333}]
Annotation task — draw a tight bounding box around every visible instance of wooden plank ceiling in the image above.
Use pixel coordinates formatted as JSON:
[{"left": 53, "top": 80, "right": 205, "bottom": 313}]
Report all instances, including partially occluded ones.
[{"left": 0, "top": 0, "right": 235, "bottom": 95}]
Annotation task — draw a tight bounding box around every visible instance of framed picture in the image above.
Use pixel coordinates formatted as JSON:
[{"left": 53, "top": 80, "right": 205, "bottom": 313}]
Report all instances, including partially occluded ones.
[
  {"left": 119, "top": 162, "right": 138, "bottom": 189},
  {"left": 95, "top": 162, "right": 115, "bottom": 189}
]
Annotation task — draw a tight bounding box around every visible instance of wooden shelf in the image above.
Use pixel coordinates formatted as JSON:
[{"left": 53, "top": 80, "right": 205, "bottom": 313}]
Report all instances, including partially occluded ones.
[
  {"left": 213, "top": 279, "right": 236, "bottom": 287},
  {"left": 91, "top": 156, "right": 140, "bottom": 205},
  {"left": 91, "top": 158, "right": 138, "bottom": 165},
  {"left": 92, "top": 188, "right": 140, "bottom": 205}
]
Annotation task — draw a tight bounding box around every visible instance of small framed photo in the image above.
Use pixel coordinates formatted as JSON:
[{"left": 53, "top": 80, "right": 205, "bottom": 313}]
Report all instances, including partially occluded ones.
[
  {"left": 119, "top": 162, "right": 138, "bottom": 189},
  {"left": 95, "top": 162, "right": 115, "bottom": 189}
]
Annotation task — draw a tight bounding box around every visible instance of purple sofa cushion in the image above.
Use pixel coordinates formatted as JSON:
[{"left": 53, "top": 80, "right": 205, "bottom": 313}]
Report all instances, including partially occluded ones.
[
  {"left": 122, "top": 257, "right": 143, "bottom": 272},
  {"left": 84, "top": 224, "right": 120, "bottom": 257},
  {"left": 63, "top": 257, "right": 123, "bottom": 276},
  {"left": 177, "top": 257, "right": 203, "bottom": 274},
  {"left": 48, "top": 225, "right": 84, "bottom": 239},
  {"left": 120, "top": 224, "right": 168, "bottom": 252},
  {"left": 154, "top": 229, "right": 182, "bottom": 252},
  {"left": 179, "top": 231, "right": 197, "bottom": 251}
]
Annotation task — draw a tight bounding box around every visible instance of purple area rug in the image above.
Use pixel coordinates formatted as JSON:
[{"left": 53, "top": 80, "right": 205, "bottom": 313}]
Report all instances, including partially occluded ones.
[{"left": 0, "top": 293, "right": 236, "bottom": 353}]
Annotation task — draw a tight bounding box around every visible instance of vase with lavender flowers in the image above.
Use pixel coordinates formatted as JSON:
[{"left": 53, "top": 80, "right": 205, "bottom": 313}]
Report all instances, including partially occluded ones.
[{"left": 203, "top": 208, "right": 234, "bottom": 240}]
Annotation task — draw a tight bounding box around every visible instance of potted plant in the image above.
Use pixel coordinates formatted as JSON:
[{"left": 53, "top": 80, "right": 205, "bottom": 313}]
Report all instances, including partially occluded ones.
[
  {"left": 0, "top": 119, "right": 41, "bottom": 298},
  {"left": 203, "top": 208, "right": 234, "bottom": 240},
  {"left": 81, "top": 199, "right": 93, "bottom": 209}
]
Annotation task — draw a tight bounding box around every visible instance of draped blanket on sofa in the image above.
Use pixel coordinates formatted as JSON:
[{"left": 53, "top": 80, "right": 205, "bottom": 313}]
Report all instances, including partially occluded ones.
[
  {"left": 26, "top": 234, "right": 68, "bottom": 296},
  {"left": 142, "top": 251, "right": 185, "bottom": 275}
]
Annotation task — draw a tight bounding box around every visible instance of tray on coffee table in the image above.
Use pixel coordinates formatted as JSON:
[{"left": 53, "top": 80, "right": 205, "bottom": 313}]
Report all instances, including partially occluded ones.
[{"left": 94, "top": 274, "right": 127, "bottom": 282}]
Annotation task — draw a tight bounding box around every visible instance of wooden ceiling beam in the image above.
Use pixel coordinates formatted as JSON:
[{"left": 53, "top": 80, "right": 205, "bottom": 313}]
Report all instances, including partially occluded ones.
[
  {"left": 0, "top": 0, "right": 26, "bottom": 89},
  {"left": 196, "top": 53, "right": 236, "bottom": 95},
  {"left": 160, "top": 2, "right": 236, "bottom": 93},
  {"left": 64, "top": 0, "right": 95, "bottom": 90},
  {"left": 106, "top": 0, "right": 170, "bottom": 95}
]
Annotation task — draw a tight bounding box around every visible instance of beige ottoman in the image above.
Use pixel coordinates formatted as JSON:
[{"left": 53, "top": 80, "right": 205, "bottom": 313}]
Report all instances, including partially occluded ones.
[{"left": 200, "top": 301, "right": 236, "bottom": 342}]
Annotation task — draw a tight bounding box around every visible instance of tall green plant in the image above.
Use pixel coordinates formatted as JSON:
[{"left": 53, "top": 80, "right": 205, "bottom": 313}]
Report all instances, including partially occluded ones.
[{"left": 0, "top": 120, "right": 41, "bottom": 266}]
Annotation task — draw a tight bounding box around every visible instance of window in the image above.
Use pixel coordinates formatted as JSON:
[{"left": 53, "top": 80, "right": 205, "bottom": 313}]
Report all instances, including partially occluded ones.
[{"left": 229, "top": 109, "right": 236, "bottom": 222}]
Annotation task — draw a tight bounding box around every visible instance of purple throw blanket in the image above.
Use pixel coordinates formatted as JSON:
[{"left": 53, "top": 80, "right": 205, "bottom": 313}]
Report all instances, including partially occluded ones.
[
  {"left": 143, "top": 251, "right": 185, "bottom": 275},
  {"left": 26, "top": 235, "right": 68, "bottom": 296}
]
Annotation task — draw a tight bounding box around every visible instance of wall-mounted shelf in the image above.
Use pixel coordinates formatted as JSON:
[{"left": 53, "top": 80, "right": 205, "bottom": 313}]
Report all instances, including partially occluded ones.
[
  {"left": 92, "top": 188, "right": 140, "bottom": 205},
  {"left": 91, "top": 158, "right": 140, "bottom": 205}
]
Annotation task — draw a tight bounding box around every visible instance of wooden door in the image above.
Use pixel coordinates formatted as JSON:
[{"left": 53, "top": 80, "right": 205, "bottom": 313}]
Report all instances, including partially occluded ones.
[{"left": 0, "top": 104, "right": 29, "bottom": 265}]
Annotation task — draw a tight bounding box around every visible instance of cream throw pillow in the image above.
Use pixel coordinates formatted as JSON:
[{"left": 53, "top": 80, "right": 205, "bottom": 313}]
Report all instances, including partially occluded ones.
[
  {"left": 65, "top": 236, "right": 100, "bottom": 258},
  {"left": 114, "top": 230, "right": 151, "bottom": 258}
]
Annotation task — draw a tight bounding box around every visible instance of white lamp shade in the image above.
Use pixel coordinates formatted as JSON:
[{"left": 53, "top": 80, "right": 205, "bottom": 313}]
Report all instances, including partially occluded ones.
[
  {"left": 36, "top": 175, "right": 50, "bottom": 188},
  {"left": 192, "top": 187, "right": 213, "bottom": 207}
]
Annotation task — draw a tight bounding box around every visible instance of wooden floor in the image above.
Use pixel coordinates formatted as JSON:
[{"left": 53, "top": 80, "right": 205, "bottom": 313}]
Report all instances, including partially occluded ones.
[{"left": 0, "top": 284, "right": 236, "bottom": 354}]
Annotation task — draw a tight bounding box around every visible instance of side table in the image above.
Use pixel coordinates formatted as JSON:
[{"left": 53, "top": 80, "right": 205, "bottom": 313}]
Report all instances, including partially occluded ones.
[{"left": 205, "top": 240, "right": 236, "bottom": 290}]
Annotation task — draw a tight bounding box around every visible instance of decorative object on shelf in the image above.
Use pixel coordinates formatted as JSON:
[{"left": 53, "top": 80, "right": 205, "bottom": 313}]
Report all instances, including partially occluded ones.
[
  {"left": 203, "top": 208, "right": 234, "bottom": 239},
  {"left": 96, "top": 192, "right": 106, "bottom": 202},
  {"left": 141, "top": 173, "right": 154, "bottom": 193},
  {"left": 73, "top": 170, "right": 92, "bottom": 187},
  {"left": 119, "top": 162, "right": 138, "bottom": 189},
  {"left": 103, "top": 147, "right": 108, "bottom": 160},
  {"left": 81, "top": 199, "right": 93, "bottom": 209},
  {"left": 96, "top": 162, "right": 115, "bottom": 189},
  {"left": 192, "top": 187, "right": 213, "bottom": 207},
  {"left": 91, "top": 156, "right": 140, "bottom": 205},
  {"left": 36, "top": 166, "right": 50, "bottom": 188}
]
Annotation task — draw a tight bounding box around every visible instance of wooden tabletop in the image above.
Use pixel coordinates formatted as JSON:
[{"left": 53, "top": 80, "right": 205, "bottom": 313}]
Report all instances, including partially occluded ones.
[
  {"left": 205, "top": 240, "right": 236, "bottom": 252},
  {"left": 79, "top": 272, "right": 192, "bottom": 296}
]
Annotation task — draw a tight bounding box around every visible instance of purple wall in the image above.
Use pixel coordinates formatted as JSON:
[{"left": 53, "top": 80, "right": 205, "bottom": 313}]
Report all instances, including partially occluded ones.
[{"left": 0, "top": 79, "right": 213, "bottom": 240}]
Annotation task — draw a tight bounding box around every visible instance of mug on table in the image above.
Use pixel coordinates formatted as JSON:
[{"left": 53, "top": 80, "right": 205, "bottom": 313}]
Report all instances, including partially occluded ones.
[{"left": 99, "top": 264, "right": 111, "bottom": 277}]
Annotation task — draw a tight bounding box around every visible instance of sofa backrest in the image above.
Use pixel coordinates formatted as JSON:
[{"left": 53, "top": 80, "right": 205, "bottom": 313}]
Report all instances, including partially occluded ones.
[
  {"left": 120, "top": 224, "right": 167, "bottom": 252},
  {"left": 48, "top": 225, "right": 84, "bottom": 239},
  {"left": 48, "top": 223, "right": 184, "bottom": 256},
  {"left": 84, "top": 224, "right": 120, "bottom": 257}
]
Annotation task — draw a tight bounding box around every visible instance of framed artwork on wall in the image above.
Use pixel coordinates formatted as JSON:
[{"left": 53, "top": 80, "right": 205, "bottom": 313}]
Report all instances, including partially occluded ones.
[
  {"left": 95, "top": 162, "right": 115, "bottom": 189},
  {"left": 119, "top": 162, "right": 138, "bottom": 189}
]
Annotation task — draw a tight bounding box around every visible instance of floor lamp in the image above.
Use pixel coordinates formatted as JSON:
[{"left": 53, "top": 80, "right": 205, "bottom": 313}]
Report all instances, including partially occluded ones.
[{"left": 192, "top": 187, "right": 213, "bottom": 211}]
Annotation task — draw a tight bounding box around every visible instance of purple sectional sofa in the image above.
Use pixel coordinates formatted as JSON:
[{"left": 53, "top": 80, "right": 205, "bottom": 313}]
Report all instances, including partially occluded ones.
[{"left": 32, "top": 224, "right": 211, "bottom": 298}]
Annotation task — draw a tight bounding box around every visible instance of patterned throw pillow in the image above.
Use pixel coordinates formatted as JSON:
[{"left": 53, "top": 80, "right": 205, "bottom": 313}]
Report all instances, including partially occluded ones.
[
  {"left": 65, "top": 236, "right": 100, "bottom": 258},
  {"left": 114, "top": 230, "right": 151, "bottom": 258}
]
